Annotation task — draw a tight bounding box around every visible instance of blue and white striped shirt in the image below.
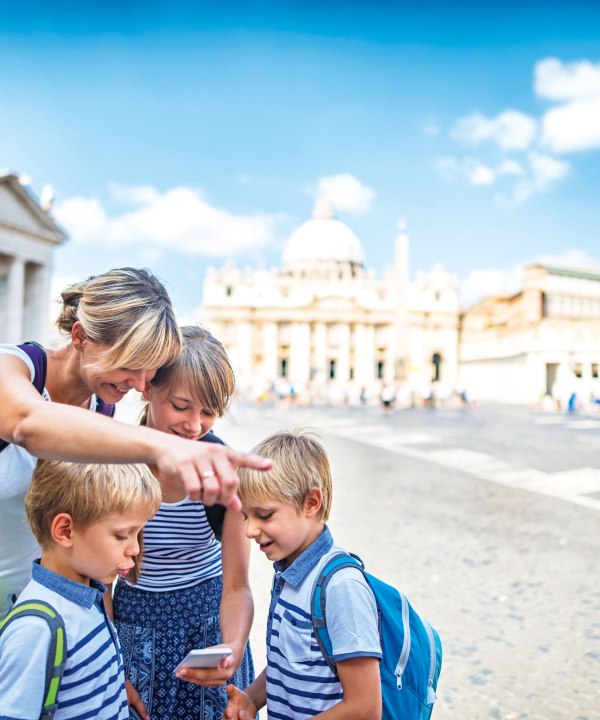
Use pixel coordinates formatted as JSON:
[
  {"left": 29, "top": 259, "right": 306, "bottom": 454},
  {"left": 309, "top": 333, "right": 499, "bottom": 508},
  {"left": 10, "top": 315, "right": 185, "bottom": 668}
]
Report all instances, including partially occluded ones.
[
  {"left": 0, "top": 561, "right": 128, "bottom": 720},
  {"left": 265, "top": 526, "right": 381, "bottom": 719},
  {"left": 128, "top": 499, "right": 222, "bottom": 592}
]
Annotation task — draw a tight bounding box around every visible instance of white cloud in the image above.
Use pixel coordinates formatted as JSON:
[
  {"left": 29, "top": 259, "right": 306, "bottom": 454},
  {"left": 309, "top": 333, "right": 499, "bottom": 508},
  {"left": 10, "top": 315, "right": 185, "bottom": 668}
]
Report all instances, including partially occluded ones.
[
  {"left": 541, "top": 97, "right": 600, "bottom": 153},
  {"left": 535, "top": 57, "right": 600, "bottom": 102},
  {"left": 461, "top": 265, "right": 521, "bottom": 306},
  {"left": 469, "top": 164, "right": 495, "bottom": 186},
  {"left": 535, "top": 58, "right": 600, "bottom": 153},
  {"left": 535, "top": 248, "right": 599, "bottom": 270},
  {"left": 54, "top": 184, "right": 279, "bottom": 257},
  {"left": 316, "top": 174, "right": 375, "bottom": 213},
  {"left": 451, "top": 110, "right": 537, "bottom": 151},
  {"left": 512, "top": 152, "right": 570, "bottom": 203},
  {"left": 437, "top": 157, "right": 525, "bottom": 188},
  {"left": 497, "top": 160, "right": 525, "bottom": 176}
]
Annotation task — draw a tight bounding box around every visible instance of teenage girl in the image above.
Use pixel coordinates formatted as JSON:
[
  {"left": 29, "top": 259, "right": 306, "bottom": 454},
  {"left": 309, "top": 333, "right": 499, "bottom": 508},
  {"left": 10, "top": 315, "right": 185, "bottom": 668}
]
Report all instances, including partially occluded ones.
[{"left": 113, "top": 326, "right": 255, "bottom": 720}]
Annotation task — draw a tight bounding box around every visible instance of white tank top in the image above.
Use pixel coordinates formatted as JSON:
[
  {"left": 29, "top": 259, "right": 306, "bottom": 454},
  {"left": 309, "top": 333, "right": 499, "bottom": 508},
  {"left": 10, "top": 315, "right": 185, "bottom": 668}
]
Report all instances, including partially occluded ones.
[{"left": 0, "top": 344, "right": 102, "bottom": 617}]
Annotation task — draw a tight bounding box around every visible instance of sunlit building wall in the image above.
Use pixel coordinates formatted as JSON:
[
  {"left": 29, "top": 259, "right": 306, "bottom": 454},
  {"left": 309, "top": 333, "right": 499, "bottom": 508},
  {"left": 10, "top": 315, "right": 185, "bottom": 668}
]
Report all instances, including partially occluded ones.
[
  {"left": 459, "top": 264, "right": 600, "bottom": 405},
  {"left": 202, "top": 200, "right": 460, "bottom": 402}
]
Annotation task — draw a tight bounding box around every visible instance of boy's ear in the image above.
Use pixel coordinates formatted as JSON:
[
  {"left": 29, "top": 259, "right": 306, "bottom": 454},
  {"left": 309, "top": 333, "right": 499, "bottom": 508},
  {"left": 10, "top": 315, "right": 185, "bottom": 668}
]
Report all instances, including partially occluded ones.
[
  {"left": 304, "top": 488, "right": 323, "bottom": 518},
  {"left": 51, "top": 513, "right": 76, "bottom": 547}
]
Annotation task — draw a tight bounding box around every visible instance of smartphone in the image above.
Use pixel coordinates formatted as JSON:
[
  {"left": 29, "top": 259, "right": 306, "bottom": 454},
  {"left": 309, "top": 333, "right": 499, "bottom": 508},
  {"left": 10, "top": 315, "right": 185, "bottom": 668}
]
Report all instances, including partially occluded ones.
[{"left": 175, "top": 646, "right": 233, "bottom": 671}]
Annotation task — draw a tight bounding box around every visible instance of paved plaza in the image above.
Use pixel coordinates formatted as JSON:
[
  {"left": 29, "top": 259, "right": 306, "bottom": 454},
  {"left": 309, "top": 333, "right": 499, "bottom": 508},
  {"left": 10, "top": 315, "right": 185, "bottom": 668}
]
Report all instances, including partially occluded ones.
[{"left": 218, "top": 402, "right": 600, "bottom": 720}]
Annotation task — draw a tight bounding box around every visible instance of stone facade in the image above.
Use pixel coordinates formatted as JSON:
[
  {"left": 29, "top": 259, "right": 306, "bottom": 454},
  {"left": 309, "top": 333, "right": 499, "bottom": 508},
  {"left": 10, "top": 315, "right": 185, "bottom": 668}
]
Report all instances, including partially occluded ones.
[
  {"left": 0, "top": 173, "right": 66, "bottom": 345},
  {"left": 202, "top": 201, "right": 460, "bottom": 403},
  {"left": 459, "top": 264, "right": 600, "bottom": 407}
]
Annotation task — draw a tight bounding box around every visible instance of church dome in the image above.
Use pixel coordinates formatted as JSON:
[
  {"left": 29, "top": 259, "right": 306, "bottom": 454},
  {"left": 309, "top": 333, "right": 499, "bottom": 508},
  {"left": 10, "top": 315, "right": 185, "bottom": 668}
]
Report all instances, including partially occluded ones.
[{"left": 282, "top": 200, "right": 366, "bottom": 268}]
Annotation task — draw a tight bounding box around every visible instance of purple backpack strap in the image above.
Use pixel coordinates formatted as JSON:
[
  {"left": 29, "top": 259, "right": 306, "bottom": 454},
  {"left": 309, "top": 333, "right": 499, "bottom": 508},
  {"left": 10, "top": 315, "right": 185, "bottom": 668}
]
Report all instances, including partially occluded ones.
[
  {"left": 95, "top": 397, "right": 116, "bottom": 417},
  {"left": 19, "top": 341, "right": 47, "bottom": 395},
  {"left": 0, "top": 341, "right": 47, "bottom": 453}
]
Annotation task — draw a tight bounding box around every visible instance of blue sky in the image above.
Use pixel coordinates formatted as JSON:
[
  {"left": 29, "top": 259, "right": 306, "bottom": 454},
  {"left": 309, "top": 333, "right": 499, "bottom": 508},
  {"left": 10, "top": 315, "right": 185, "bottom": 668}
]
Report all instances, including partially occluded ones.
[{"left": 2, "top": 1, "right": 600, "bottom": 318}]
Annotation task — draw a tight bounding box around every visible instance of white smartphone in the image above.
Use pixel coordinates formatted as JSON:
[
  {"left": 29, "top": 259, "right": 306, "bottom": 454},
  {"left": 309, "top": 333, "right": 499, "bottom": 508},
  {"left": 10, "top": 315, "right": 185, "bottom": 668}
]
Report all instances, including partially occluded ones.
[{"left": 174, "top": 646, "right": 233, "bottom": 671}]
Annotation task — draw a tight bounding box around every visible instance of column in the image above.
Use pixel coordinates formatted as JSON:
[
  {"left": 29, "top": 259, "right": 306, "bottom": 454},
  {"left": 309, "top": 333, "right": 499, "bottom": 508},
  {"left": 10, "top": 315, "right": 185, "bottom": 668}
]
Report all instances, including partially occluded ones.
[
  {"left": 364, "top": 324, "right": 375, "bottom": 390},
  {"left": 23, "top": 262, "right": 51, "bottom": 344},
  {"left": 290, "top": 322, "right": 311, "bottom": 385},
  {"left": 337, "top": 323, "right": 351, "bottom": 382},
  {"left": 6, "top": 256, "right": 25, "bottom": 344},
  {"left": 353, "top": 323, "right": 367, "bottom": 386},
  {"left": 262, "top": 321, "right": 278, "bottom": 385}
]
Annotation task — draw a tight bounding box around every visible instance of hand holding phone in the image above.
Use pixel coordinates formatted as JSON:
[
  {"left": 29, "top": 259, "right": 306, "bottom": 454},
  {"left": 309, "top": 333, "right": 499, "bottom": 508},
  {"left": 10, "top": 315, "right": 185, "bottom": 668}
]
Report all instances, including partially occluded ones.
[{"left": 175, "top": 646, "right": 233, "bottom": 671}]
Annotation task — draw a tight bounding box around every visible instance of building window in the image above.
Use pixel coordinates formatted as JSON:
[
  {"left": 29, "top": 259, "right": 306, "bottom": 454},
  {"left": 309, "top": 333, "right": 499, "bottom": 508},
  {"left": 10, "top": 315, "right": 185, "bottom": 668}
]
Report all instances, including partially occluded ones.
[
  {"left": 225, "top": 286, "right": 233, "bottom": 297},
  {"left": 592, "top": 364, "right": 599, "bottom": 379},
  {"left": 279, "top": 358, "right": 288, "bottom": 378},
  {"left": 349, "top": 367, "right": 354, "bottom": 380},
  {"left": 376, "top": 360, "right": 384, "bottom": 380},
  {"left": 574, "top": 363, "right": 583, "bottom": 379},
  {"left": 329, "top": 359, "right": 337, "bottom": 379}
]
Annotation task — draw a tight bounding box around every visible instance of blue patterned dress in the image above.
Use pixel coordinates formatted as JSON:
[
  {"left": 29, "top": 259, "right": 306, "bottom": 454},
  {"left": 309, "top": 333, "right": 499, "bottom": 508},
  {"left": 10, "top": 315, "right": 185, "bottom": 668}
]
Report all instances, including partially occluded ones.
[{"left": 113, "top": 498, "right": 254, "bottom": 720}]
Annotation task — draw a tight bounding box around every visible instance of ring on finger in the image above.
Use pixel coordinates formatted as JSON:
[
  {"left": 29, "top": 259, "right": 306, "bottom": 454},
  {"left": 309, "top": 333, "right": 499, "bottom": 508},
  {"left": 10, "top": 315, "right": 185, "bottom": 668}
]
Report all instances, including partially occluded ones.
[{"left": 202, "top": 470, "right": 216, "bottom": 478}]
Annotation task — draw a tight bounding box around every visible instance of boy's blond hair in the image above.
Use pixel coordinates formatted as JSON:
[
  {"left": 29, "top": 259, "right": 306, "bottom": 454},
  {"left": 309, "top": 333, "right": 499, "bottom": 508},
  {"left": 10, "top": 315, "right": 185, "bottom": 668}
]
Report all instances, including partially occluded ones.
[
  {"left": 25, "top": 460, "right": 162, "bottom": 548},
  {"left": 238, "top": 429, "right": 332, "bottom": 522}
]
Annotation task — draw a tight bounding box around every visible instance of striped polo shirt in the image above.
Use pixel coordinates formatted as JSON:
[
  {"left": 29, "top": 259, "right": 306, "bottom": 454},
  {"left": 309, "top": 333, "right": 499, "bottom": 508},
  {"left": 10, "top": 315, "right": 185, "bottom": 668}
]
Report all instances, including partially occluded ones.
[
  {"left": 265, "top": 526, "right": 382, "bottom": 719},
  {"left": 0, "top": 561, "right": 128, "bottom": 720},
  {"left": 127, "top": 498, "right": 222, "bottom": 592}
]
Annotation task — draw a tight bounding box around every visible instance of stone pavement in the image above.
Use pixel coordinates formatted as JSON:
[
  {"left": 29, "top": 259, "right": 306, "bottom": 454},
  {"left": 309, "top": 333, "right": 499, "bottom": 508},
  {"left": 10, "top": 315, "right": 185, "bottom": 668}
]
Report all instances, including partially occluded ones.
[{"left": 218, "top": 402, "right": 600, "bottom": 720}]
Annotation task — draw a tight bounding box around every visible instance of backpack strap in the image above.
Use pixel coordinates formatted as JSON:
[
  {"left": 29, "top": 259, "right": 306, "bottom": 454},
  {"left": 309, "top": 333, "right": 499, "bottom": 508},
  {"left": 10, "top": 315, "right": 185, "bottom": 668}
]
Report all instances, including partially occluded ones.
[
  {"left": 95, "top": 396, "right": 116, "bottom": 417},
  {"left": 0, "top": 342, "right": 47, "bottom": 453},
  {"left": 199, "top": 431, "right": 227, "bottom": 541},
  {"left": 21, "top": 341, "right": 48, "bottom": 394},
  {"left": 311, "top": 552, "right": 366, "bottom": 676},
  {"left": 0, "top": 600, "right": 66, "bottom": 720}
]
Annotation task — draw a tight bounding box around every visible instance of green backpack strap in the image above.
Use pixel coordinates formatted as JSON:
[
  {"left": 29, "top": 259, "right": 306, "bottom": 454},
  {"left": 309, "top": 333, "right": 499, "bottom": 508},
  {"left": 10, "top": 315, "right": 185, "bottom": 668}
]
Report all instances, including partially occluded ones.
[{"left": 0, "top": 600, "right": 66, "bottom": 720}]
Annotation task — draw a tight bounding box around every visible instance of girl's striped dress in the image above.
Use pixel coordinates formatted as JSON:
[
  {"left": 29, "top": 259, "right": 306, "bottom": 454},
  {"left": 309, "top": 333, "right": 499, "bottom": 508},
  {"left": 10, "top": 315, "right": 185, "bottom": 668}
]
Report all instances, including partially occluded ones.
[{"left": 113, "top": 498, "right": 254, "bottom": 720}]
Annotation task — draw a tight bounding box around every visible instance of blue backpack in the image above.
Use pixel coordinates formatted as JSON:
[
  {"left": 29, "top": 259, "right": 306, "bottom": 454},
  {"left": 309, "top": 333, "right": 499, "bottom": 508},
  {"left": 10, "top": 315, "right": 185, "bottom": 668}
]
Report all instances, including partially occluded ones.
[{"left": 311, "top": 553, "right": 442, "bottom": 720}]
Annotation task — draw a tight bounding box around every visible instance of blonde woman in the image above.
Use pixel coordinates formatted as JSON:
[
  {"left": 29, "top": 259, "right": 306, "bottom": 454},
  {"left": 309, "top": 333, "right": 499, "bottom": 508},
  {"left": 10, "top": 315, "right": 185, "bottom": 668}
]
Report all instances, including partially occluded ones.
[
  {"left": 0, "top": 269, "right": 270, "bottom": 618},
  {"left": 113, "top": 326, "right": 254, "bottom": 720}
]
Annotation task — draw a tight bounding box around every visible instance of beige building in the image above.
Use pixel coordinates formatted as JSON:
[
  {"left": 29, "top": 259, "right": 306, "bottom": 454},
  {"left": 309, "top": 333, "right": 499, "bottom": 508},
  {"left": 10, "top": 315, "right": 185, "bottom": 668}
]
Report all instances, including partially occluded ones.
[
  {"left": 0, "top": 173, "right": 66, "bottom": 344},
  {"left": 459, "top": 264, "right": 600, "bottom": 406},
  {"left": 202, "top": 200, "right": 459, "bottom": 403}
]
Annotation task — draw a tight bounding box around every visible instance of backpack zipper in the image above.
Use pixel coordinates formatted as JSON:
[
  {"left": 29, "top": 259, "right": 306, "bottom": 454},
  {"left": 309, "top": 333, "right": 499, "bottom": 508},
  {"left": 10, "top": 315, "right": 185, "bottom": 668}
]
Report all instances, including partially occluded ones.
[
  {"left": 394, "top": 593, "right": 411, "bottom": 689},
  {"left": 423, "top": 619, "right": 437, "bottom": 704}
]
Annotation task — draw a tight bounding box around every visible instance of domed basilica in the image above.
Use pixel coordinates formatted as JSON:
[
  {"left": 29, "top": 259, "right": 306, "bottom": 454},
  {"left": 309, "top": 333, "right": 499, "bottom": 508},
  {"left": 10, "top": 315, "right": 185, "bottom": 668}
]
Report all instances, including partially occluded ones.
[{"left": 202, "top": 200, "right": 460, "bottom": 403}]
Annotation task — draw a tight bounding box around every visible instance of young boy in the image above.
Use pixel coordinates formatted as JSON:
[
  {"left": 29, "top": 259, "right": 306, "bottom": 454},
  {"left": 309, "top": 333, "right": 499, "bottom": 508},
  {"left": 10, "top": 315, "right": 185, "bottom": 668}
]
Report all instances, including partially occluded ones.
[
  {"left": 220, "top": 430, "right": 382, "bottom": 720},
  {"left": 0, "top": 459, "right": 161, "bottom": 720}
]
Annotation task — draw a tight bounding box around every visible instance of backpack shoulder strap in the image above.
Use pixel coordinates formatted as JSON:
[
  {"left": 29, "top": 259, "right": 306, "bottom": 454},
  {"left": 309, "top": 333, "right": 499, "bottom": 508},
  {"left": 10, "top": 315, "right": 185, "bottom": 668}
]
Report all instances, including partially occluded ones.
[
  {"left": 0, "top": 600, "right": 66, "bottom": 720},
  {"left": 94, "top": 396, "right": 116, "bottom": 417},
  {"left": 0, "top": 342, "right": 47, "bottom": 453},
  {"left": 311, "top": 552, "right": 366, "bottom": 675},
  {"left": 20, "top": 341, "right": 48, "bottom": 395},
  {"left": 199, "top": 431, "right": 227, "bottom": 541}
]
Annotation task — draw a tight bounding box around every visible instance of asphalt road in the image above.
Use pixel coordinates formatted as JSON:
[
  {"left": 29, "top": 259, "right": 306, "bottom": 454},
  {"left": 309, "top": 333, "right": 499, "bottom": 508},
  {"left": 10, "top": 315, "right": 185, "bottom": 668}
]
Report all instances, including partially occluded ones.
[{"left": 218, "top": 401, "right": 600, "bottom": 720}]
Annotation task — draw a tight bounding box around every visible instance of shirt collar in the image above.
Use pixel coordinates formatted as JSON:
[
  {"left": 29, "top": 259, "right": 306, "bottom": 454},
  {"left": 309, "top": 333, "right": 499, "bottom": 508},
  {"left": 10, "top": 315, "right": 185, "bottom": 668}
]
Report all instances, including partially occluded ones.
[
  {"left": 31, "top": 560, "right": 107, "bottom": 609},
  {"left": 274, "top": 525, "right": 333, "bottom": 588}
]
